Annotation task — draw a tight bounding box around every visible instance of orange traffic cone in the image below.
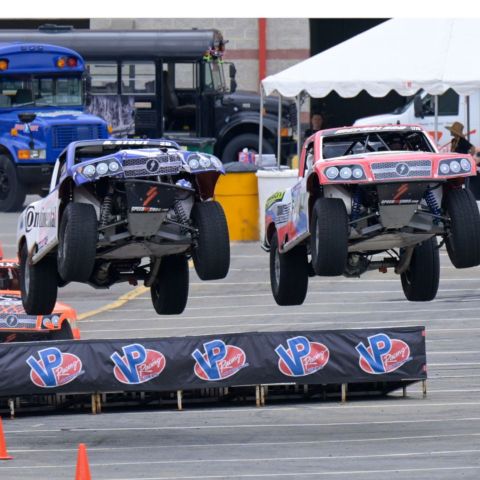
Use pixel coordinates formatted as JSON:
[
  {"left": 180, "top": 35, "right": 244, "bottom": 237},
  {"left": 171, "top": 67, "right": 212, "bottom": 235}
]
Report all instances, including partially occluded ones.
[
  {"left": 75, "top": 443, "right": 91, "bottom": 480},
  {"left": 0, "top": 417, "right": 12, "bottom": 460}
]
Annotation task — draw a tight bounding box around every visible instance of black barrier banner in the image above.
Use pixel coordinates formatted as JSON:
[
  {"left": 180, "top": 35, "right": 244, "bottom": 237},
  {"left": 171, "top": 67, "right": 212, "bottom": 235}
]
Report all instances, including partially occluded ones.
[{"left": 0, "top": 327, "right": 426, "bottom": 396}]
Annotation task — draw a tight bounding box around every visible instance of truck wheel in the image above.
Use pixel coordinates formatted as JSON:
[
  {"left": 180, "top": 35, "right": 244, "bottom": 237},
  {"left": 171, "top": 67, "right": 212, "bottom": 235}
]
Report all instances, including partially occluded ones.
[
  {"left": 310, "top": 198, "right": 349, "bottom": 276},
  {"left": 50, "top": 322, "right": 74, "bottom": 340},
  {"left": 221, "top": 133, "right": 274, "bottom": 163},
  {"left": 401, "top": 237, "right": 440, "bottom": 301},
  {"left": 444, "top": 188, "right": 480, "bottom": 268},
  {"left": 270, "top": 234, "right": 308, "bottom": 306},
  {"left": 20, "top": 244, "right": 57, "bottom": 315},
  {"left": 57, "top": 203, "right": 98, "bottom": 282},
  {"left": 151, "top": 255, "right": 189, "bottom": 315},
  {"left": 191, "top": 201, "right": 230, "bottom": 280},
  {"left": 0, "top": 154, "right": 26, "bottom": 212}
]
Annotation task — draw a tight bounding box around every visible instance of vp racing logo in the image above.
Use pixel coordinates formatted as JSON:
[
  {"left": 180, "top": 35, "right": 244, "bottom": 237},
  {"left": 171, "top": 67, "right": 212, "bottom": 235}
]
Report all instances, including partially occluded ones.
[
  {"left": 192, "top": 339, "right": 247, "bottom": 381},
  {"left": 275, "top": 336, "right": 329, "bottom": 377},
  {"left": 356, "top": 333, "right": 411, "bottom": 374},
  {"left": 27, "top": 348, "right": 83, "bottom": 388},
  {"left": 111, "top": 343, "right": 166, "bottom": 385}
]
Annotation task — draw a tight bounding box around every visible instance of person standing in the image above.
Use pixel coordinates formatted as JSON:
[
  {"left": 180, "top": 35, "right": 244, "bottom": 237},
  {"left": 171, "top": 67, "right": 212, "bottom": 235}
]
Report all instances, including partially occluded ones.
[
  {"left": 304, "top": 112, "right": 325, "bottom": 139},
  {"left": 446, "top": 121, "right": 475, "bottom": 154}
]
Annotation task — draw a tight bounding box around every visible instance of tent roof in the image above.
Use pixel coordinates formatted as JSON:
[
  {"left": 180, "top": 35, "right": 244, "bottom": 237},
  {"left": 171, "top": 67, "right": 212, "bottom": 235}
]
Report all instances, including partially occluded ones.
[{"left": 262, "top": 19, "right": 480, "bottom": 98}]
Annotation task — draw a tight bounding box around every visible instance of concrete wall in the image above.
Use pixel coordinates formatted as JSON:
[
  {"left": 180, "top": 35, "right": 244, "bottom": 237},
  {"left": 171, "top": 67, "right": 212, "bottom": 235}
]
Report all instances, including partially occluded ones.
[{"left": 90, "top": 18, "right": 310, "bottom": 94}]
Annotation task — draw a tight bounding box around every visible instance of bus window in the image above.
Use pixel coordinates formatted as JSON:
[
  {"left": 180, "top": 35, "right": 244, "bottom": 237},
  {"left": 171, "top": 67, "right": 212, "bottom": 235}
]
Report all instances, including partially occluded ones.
[
  {"left": 121, "top": 62, "right": 155, "bottom": 95},
  {"left": 204, "top": 62, "right": 227, "bottom": 93},
  {"left": 174, "top": 63, "right": 196, "bottom": 90},
  {"left": 87, "top": 61, "right": 118, "bottom": 95}
]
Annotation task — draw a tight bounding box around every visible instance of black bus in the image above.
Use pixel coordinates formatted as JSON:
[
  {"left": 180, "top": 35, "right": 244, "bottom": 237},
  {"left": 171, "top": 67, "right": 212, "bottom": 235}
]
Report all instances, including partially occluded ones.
[{"left": 0, "top": 25, "right": 296, "bottom": 162}]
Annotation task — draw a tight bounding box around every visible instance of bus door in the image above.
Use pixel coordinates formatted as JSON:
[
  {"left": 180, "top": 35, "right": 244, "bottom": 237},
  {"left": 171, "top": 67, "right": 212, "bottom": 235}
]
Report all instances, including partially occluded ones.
[{"left": 161, "top": 61, "right": 200, "bottom": 138}]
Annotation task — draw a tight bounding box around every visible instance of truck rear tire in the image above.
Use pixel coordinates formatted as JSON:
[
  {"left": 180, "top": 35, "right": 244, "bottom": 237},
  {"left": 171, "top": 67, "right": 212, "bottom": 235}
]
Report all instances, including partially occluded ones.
[
  {"left": 20, "top": 244, "right": 58, "bottom": 315},
  {"left": 221, "top": 133, "right": 274, "bottom": 163},
  {"left": 310, "top": 198, "right": 349, "bottom": 276},
  {"left": 270, "top": 234, "right": 308, "bottom": 306},
  {"left": 401, "top": 237, "right": 440, "bottom": 301},
  {"left": 191, "top": 201, "right": 230, "bottom": 280},
  {"left": 151, "top": 255, "right": 189, "bottom": 315},
  {"left": 444, "top": 188, "right": 480, "bottom": 268},
  {"left": 0, "top": 154, "right": 26, "bottom": 212},
  {"left": 57, "top": 203, "right": 98, "bottom": 283}
]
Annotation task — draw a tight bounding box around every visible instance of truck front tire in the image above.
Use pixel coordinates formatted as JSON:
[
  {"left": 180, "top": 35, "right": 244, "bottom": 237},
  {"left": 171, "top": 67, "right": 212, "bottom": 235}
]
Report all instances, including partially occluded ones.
[
  {"left": 221, "top": 133, "right": 275, "bottom": 163},
  {"left": 0, "top": 154, "right": 26, "bottom": 212},
  {"left": 310, "top": 198, "right": 349, "bottom": 276},
  {"left": 57, "top": 203, "right": 98, "bottom": 283},
  {"left": 444, "top": 188, "right": 480, "bottom": 268}
]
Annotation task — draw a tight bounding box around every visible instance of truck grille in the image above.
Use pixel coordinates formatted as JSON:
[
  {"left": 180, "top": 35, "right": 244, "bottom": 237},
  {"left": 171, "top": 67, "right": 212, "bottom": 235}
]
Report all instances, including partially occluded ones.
[
  {"left": 371, "top": 160, "right": 432, "bottom": 180},
  {"left": 51, "top": 124, "right": 103, "bottom": 149},
  {"left": 122, "top": 153, "right": 183, "bottom": 178}
]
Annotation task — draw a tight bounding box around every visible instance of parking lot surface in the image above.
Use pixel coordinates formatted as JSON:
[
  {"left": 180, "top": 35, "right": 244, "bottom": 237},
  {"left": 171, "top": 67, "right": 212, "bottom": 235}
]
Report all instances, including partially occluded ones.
[{"left": 1, "top": 208, "right": 479, "bottom": 479}]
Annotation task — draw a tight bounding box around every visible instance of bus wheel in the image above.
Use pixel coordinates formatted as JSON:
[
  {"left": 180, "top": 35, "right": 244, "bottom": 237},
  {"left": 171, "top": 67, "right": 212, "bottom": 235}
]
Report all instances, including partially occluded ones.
[
  {"left": 221, "top": 134, "right": 274, "bottom": 163},
  {"left": 0, "top": 155, "right": 26, "bottom": 212}
]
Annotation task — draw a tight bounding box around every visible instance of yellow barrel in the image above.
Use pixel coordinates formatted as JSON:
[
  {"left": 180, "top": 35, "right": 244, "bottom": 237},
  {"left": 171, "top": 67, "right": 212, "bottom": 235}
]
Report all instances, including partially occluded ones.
[{"left": 215, "top": 172, "right": 259, "bottom": 241}]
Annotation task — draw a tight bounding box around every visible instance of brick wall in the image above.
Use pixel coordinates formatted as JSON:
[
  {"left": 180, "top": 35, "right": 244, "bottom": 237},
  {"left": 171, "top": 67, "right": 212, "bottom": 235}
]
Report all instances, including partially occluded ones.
[{"left": 90, "top": 18, "right": 310, "bottom": 93}]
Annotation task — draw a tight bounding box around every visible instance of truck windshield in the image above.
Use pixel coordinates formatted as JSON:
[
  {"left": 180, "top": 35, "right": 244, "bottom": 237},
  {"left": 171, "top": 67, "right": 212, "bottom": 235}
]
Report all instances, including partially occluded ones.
[
  {"left": 204, "top": 62, "right": 227, "bottom": 93},
  {"left": 0, "top": 75, "right": 83, "bottom": 108}
]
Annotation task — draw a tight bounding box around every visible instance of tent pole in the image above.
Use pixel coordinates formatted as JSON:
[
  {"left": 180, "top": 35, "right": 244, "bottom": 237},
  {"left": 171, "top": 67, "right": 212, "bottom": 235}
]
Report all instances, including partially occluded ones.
[
  {"left": 296, "top": 94, "right": 301, "bottom": 162},
  {"left": 259, "top": 86, "right": 264, "bottom": 163},
  {"left": 277, "top": 95, "right": 282, "bottom": 167},
  {"left": 434, "top": 95, "right": 439, "bottom": 145},
  {"left": 466, "top": 95, "right": 470, "bottom": 141}
]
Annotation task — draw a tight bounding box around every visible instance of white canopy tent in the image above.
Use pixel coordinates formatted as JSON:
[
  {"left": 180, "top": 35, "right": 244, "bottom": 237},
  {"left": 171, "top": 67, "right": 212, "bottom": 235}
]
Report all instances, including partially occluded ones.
[{"left": 259, "top": 18, "right": 480, "bottom": 162}]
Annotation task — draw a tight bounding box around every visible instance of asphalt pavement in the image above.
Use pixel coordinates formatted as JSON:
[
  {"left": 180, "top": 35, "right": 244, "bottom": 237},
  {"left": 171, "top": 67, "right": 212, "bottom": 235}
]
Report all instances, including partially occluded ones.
[{"left": 0, "top": 205, "right": 479, "bottom": 479}]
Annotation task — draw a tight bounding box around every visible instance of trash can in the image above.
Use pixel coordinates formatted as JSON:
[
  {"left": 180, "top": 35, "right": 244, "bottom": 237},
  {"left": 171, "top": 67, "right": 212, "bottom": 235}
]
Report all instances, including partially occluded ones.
[
  {"left": 166, "top": 136, "right": 216, "bottom": 154},
  {"left": 256, "top": 168, "right": 299, "bottom": 242},
  {"left": 215, "top": 162, "right": 259, "bottom": 241}
]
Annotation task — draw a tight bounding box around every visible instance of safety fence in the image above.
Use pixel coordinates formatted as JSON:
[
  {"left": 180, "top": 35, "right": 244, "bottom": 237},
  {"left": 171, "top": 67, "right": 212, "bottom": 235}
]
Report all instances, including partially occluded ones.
[{"left": 0, "top": 326, "right": 426, "bottom": 401}]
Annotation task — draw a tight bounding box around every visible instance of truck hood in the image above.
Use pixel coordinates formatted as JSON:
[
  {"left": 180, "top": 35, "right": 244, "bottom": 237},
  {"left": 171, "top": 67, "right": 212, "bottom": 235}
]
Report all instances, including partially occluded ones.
[
  {"left": 223, "top": 90, "right": 294, "bottom": 114},
  {"left": 0, "top": 108, "right": 106, "bottom": 128}
]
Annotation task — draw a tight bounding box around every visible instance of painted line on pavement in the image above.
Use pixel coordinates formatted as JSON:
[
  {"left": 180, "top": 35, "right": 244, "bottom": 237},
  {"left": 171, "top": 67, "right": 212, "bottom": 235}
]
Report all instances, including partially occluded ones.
[{"left": 77, "top": 286, "right": 148, "bottom": 321}]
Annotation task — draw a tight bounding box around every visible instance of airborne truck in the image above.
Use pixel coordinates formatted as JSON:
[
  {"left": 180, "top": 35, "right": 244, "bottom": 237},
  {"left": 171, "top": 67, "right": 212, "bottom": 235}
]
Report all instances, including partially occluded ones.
[{"left": 0, "top": 42, "right": 109, "bottom": 211}]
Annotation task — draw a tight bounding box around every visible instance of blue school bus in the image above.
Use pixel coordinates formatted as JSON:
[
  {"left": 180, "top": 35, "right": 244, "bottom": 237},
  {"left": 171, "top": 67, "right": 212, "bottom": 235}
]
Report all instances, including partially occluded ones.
[{"left": 0, "top": 42, "right": 109, "bottom": 211}]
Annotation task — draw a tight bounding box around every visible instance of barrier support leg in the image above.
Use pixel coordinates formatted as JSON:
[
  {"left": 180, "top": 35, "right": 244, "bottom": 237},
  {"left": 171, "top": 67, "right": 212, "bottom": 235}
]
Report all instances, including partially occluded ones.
[
  {"left": 177, "top": 390, "right": 183, "bottom": 411},
  {"left": 91, "top": 394, "right": 96, "bottom": 415},
  {"left": 341, "top": 384, "right": 348, "bottom": 403},
  {"left": 96, "top": 393, "right": 102, "bottom": 414},
  {"left": 260, "top": 385, "right": 266, "bottom": 406},
  {"left": 255, "top": 385, "right": 261, "bottom": 407},
  {"left": 422, "top": 380, "right": 427, "bottom": 398},
  {"left": 8, "top": 399, "right": 14, "bottom": 419},
  {"left": 402, "top": 385, "right": 407, "bottom": 398}
]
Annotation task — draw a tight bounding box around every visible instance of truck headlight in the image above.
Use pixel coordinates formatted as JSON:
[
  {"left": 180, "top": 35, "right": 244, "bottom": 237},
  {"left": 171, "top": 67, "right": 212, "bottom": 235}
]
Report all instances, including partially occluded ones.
[
  {"left": 450, "top": 160, "right": 461, "bottom": 173},
  {"left": 96, "top": 162, "right": 109, "bottom": 175},
  {"left": 352, "top": 167, "right": 364, "bottom": 179},
  {"left": 188, "top": 157, "right": 200, "bottom": 169},
  {"left": 83, "top": 164, "right": 96, "bottom": 177},
  {"left": 199, "top": 156, "right": 211, "bottom": 168},
  {"left": 325, "top": 166, "right": 339, "bottom": 179},
  {"left": 460, "top": 158, "right": 471, "bottom": 172},
  {"left": 340, "top": 167, "right": 352, "bottom": 179},
  {"left": 439, "top": 163, "right": 450, "bottom": 174},
  {"left": 108, "top": 161, "right": 120, "bottom": 172}
]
